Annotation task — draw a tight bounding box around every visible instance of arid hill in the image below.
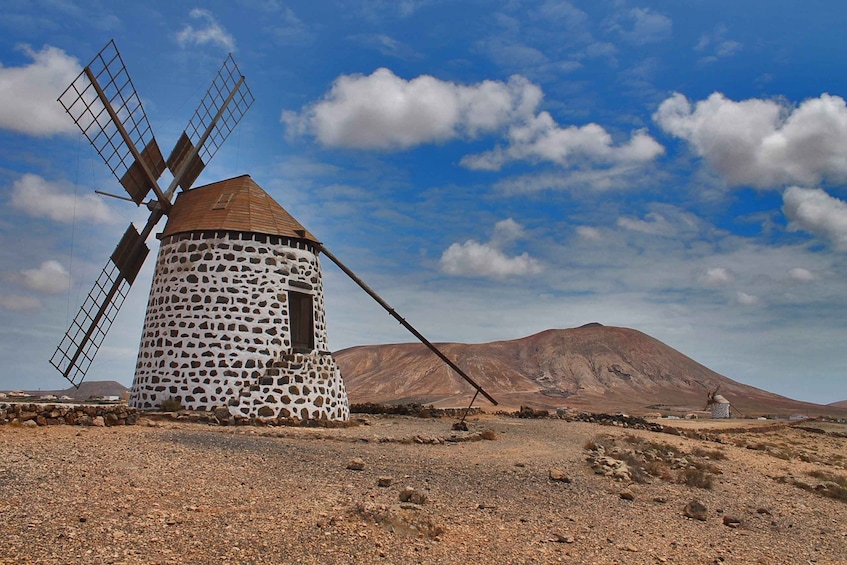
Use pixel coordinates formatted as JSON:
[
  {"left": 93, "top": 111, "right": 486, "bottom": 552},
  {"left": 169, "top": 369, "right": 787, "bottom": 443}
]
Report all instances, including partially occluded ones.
[
  {"left": 336, "top": 324, "right": 847, "bottom": 417},
  {"left": 829, "top": 400, "right": 847, "bottom": 409},
  {"left": 14, "top": 380, "right": 129, "bottom": 400}
]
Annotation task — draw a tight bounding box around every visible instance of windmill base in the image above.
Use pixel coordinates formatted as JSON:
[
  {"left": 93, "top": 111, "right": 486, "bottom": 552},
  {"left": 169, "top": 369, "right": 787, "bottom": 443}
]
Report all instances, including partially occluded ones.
[{"left": 129, "top": 350, "right": 349, "bottom": 421}]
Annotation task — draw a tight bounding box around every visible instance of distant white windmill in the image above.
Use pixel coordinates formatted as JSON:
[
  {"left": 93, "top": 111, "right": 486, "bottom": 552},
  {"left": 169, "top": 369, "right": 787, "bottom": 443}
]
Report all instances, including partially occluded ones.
[{"left": 704, "top": 385, "right": 731, "bottom": 419}]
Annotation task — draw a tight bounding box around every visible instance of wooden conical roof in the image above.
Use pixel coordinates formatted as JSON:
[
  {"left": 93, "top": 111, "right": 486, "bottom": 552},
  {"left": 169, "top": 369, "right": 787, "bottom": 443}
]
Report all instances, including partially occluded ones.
[{"left": 160, "top": 175, "right": 317, "bottom": 242}]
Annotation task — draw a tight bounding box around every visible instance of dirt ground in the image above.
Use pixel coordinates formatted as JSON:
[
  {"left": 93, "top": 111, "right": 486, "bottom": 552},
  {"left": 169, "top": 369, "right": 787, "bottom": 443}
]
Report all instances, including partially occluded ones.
[{"left": 1, "top": 414, "right": 845, "bottom": 564}]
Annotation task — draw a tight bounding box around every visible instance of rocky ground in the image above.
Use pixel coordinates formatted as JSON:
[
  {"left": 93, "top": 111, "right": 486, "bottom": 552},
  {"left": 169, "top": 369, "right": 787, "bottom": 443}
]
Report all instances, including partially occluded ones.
[{"left": 1, "top": 414, "right": 845, "bottom": 564}]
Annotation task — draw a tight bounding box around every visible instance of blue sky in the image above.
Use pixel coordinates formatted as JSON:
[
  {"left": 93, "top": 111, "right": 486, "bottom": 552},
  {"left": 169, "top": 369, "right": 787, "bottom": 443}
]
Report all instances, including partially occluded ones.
[{"left": 1, "top": 1, "right": 846, "bottom": 404}]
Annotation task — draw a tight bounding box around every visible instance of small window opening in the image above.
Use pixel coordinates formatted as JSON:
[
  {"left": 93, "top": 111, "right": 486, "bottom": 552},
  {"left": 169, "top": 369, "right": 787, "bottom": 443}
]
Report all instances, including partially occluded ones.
[{"left": 288, "top": 290, "right": 314, "bottom": 353}]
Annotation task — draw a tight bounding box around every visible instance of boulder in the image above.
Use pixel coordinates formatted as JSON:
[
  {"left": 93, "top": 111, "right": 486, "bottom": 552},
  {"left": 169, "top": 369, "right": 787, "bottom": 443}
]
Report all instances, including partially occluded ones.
[
  {"left": 683, "top": 500, "right": 708, "bottom": 521},
  {"left": 399, "top": 487, "right": 427, "bottom": 505}
]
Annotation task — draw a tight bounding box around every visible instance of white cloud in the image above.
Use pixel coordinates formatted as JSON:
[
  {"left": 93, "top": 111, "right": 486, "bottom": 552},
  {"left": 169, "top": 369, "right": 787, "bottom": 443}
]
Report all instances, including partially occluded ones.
[
  {"left": 462, "top": 115, "right": 663, "bottom": 171},
  {"left": 284, "top": 67, "right": 663, "bottom": 174},
  {"left": 283, "top": 69, "right": 541, "bottom": 150},
  {"left": 176, "top": 9, "right": 236, "bottom": 51},
  {"left": 695, "top": 25, "right": 742, "bottom": 64},
  {"left": 700, "top": 267, "right": 734, "bottom": 286},
  {"left": 787, "top": 267, "right": 818, "bottom": 283},
  {"left": 0, "top": 294, "right": 41, "bottom": 311},
  {"left": 616, "top": 207, "right": 700, "bottom": 238},
  {"left": 782, "top": 186, "right": 847, "bottom": 250},
  {"left": 576, "top": 226, "right": 602, "bottom": 241},
  {"left": 0, "top": 45, "right": 81, "bottom": 136},
  {"left": 440, "top": 219, "right": 542, "bottom": 278},
  {"left": 10, "top": 173, "right": 117, "bottom": 224},
  {"left": 494, "top": 164, "right": 656, "bottom": 194},
  {"left": 440, "top": 241, "right": 542, "bottom": 278},
  {"left": 735, "top": 290, "right": 759, "bottom": 305},
  {"left": 655, "top": 92, "right": 847, "bottom": 188},
  {"left": 490, "top": 218, "right": 525, "bottom": 245},
  {"left": 21, "top": 260, "right": 70, "bottom": 294},
  {"left": 610, "top": 8, "right": 672, "bottom": 45}
]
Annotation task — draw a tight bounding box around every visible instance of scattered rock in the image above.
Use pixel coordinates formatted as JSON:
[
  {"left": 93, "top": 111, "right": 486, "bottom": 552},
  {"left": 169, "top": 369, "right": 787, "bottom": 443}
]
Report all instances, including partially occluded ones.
[
  {"left": 619, "top": 490, "right": 635, "bottom": 501},
  {"left": 346, "top": 458, "right": 365, "bottom": 471},
  {"left": 399, "top": 487, "right": 427, "bottom": 505},
  {"left": 92, "top": 416, "right": 106, "bottom": 428},
  {"left": 683, "top": 500, "right": 708, "bottom": 521},
  {"left": 377, "top": 476, "right": 393, "bottom": 487},
  {"left": 550, "top": 533, "right": 575, "bottom": 543},
  {"left": 549, "top": 468, "right": 571, "bottom": 482},
  {"left": 22, "top": 419, "right": 38, "bottom": 429},
  {"left": 723, "top": 515, "right": 742, "bottom": 528},
  {"left": 653, "top": 496, "right": 668, "bottom": 504}
]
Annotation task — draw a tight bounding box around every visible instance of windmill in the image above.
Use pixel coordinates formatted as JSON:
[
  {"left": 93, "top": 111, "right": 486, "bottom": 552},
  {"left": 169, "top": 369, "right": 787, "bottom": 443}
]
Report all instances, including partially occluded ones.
[
  {"left": 703, "top": 385, "right": 731, "bottom": 419},
  {"left": 49, "top": 41, "right": 496, "bottom": 422},
  {"left": 49, "top": 40, "right": 253, "bottom": 389}
]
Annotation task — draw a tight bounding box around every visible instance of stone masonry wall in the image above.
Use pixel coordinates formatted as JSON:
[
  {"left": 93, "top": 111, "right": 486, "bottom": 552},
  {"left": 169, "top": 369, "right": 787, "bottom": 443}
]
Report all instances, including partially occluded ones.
[
  {"left": 0, "top": 403, "right": 137, "bottom": 427},
  {"left": 130, "top": 231, "right": 349, "bottom": 421}
]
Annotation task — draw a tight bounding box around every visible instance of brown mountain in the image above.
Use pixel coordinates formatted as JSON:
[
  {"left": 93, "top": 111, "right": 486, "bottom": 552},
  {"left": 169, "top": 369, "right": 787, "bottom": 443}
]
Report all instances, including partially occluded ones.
[
  {"left": 829, "top": 400, "right": 847, "bottom": 409},
  {"left": 336, "top": 324, "right": 847, "bottom": 417}
]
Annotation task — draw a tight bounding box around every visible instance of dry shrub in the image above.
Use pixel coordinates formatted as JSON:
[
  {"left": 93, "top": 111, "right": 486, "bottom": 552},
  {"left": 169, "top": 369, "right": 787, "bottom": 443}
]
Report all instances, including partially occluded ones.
[
  {"left": 677, "top": 468, "right": 713, "bottom": 489},
  {"left": 480, "top": 429, "right": 498, "bottom": 441},
  {"left": 691, "top": 447, "right": 727, "bottom": 460},
  {"left": 585, "top": 434, "right": 720, "bottom": 489},
  {"left": 160, "top": 397, "right": 182, "bottom": 412}
]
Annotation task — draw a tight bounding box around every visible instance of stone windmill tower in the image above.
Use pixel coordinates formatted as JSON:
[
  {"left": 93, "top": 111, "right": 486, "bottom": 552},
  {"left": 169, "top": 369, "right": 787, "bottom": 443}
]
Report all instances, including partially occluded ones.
[{"left": 130, "top": 175, "right": 348, "bottom": 420}]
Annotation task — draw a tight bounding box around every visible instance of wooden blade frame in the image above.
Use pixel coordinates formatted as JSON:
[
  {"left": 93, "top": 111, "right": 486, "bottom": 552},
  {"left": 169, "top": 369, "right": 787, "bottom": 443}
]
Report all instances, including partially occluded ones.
[
  {"left": 58, "top": 40, "right": 167, "bottom": 207},
  {"left": 166, "top": 54, "right": 254, "bottom": 194},
  {"left": 50, "top": 225, "right": 149, "bottom": 387}
]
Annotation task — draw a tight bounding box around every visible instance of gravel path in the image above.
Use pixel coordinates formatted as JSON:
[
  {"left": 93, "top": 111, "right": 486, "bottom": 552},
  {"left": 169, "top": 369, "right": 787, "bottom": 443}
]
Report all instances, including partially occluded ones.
[{"left": 1, "top": 415, "right": 845, "bottom": 564}]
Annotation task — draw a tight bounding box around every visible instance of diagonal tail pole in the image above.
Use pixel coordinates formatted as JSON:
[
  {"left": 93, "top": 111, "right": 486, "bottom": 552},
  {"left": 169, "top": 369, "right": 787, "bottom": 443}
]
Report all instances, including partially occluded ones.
[{"left": 316, "top": 241, "right": 498, "bottom": 406}]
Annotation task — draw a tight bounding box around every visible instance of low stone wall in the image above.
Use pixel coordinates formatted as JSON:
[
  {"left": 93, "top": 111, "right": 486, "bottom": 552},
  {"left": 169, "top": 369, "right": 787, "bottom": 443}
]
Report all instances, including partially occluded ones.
[{"left": 0, "top": 403, "right": 137, "bottom": 427}]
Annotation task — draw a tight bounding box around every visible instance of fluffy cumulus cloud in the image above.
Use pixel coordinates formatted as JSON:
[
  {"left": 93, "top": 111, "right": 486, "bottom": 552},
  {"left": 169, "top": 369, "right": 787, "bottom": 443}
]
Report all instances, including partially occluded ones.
[
  {"left": 176, "top": 9, "right": 236, "bottom": 51},
  {"left": 283, "top": 69, "right": 541, "bottom": 150},
  {"left": 284, "top": 68, "right": 664, "bottom": 173},
  {"left": 10, "top": 173, "right": 116, "bottom": 224},
  {"left": 21, "top": 260, "right": 70, "bottom": 294},
  {"left": 655, "top": 92, "right": 847, "bottom": 188},
  {"left": 0, "top": 45, "right": 81, "bottom": 136},
  {"left": 461, "top": 114, "right": 664, "bottom": 171},
  {"left": 440, "top": 219, "right": 542, "bottom": 278},
  {"left": 782, "top": 186, "right": 847, "bottom": 250}
]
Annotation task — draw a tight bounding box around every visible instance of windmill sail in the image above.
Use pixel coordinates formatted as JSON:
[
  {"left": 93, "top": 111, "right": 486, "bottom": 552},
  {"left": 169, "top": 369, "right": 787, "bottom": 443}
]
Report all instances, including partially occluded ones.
[
  {"left": 50, "top": 225, "right": 149, "bottom": 387},
  {"left": 166, "top": 54, "right": 254, "bottom": 193},
  {"left": 58, "top": 40, "right": 166, "bottom": 206}
]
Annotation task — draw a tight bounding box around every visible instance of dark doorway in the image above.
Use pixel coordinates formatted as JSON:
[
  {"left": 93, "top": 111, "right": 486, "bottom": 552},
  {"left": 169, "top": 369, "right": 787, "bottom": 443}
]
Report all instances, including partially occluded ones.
[{"left": 288, "top": 290, "right": 314, "bottom": 352}]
